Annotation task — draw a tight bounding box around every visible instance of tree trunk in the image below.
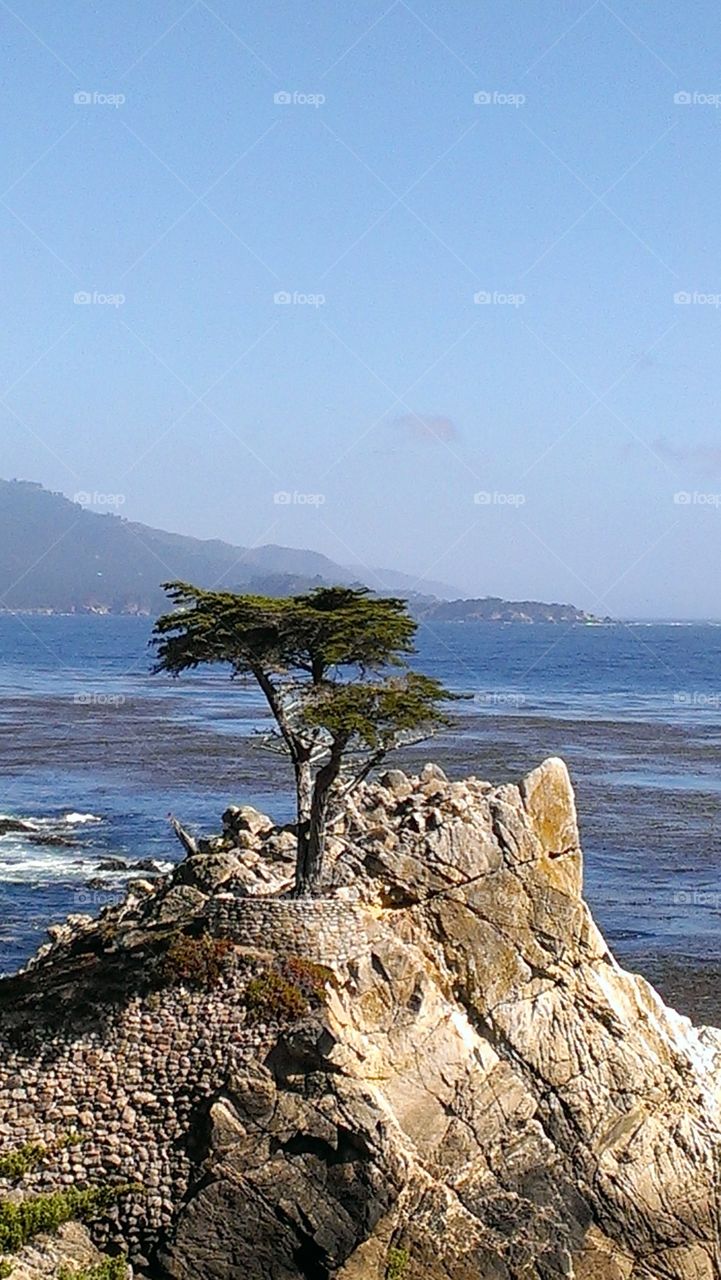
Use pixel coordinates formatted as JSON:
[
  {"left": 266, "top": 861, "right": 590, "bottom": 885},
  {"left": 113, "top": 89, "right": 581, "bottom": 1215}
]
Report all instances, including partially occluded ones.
[
  {"left": 295, "top": 755, "right": 312, "bottom": 823},
  {"left": 294, "top": 754, "right": 313, "bottom": 893},
  {"left": 294, "top": 748, "right": 343, "bottom": 896},
  {"left": 253, "top": 666, "right": 315, "bottom": 893}
]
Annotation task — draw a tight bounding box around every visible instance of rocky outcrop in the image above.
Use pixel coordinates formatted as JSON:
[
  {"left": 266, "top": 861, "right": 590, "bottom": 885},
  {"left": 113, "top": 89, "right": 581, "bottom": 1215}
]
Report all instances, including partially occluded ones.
[{"left": 1, "top": 759, "right": 720, "bottom": 1279}]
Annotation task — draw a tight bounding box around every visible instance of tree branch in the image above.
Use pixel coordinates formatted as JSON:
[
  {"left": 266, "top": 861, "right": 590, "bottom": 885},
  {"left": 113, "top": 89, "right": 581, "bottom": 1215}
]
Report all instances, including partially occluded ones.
[
  {"left": 253, "top": 665, "right": 306, "bottom": 764},
  {"left": 169, "top": 815, "right": 199, "bottom": 858},
  {"left": 336, "top": 747, "right": 387, "bottom": 804}
]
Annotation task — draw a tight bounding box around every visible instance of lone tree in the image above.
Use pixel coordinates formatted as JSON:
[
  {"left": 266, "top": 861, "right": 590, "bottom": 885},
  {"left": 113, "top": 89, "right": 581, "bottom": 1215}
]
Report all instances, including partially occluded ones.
[{"left": 152, "top": 583, "right": 454, "bottom": 895}]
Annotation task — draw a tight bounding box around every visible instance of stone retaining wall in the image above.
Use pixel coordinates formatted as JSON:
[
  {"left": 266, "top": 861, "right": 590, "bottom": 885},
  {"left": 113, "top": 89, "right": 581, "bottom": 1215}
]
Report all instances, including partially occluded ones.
[
  {"left": 0, "top": 956, "right": 269, "bottom": 1262},
  {"left": 206, "top": 895, "right": 373, "bottom": 964},
  {"left": 0, "top": 896, "right": 376, "bottom": 1266}
]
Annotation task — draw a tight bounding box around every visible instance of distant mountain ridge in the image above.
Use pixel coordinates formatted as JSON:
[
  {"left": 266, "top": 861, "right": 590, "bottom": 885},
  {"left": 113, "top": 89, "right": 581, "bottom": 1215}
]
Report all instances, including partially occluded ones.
[
  {"left": 0, "top": 480, "right": 603, "bottom": 622},
  {"left": 0, "top": 479, "right": 454, "bottom": 613}
]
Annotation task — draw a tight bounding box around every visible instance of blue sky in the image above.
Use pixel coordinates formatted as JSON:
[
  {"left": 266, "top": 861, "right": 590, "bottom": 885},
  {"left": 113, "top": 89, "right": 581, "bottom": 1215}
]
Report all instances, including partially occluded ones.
[{"left": 2, "top": 1, "right": 721, "bottom": 617}]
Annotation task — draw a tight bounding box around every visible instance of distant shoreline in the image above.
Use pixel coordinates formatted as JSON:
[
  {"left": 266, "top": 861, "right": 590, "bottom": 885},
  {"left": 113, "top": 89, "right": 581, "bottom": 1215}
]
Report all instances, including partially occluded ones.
[
  {"left": 0, "top": 608, "right": 613, "bottom": 623},
  {"left": 4, "top": 608, "right": 721, "bottom": 625}
]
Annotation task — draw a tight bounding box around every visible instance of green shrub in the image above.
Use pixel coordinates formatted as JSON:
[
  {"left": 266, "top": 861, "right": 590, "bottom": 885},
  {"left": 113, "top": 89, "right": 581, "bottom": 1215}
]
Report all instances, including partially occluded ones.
[
  {"left": 0, "top": 1134, "right": 85, "bottom": 1188},
  {"left": 244, "top": 971, "right": 308, "bottom": 1023},
  {"left": 58, "top": 1132, "right": 83, "bottom": 1150},
  {"left": 57, "top": 1257, "right": 128, "bottom": 1280},
  {"left": 0, "top": 1184, "right": 134, "bottom": 1256},
  {"left": 386, "top": 1246, "right": 409, "bottom": 1280},
  {"left": 0, "top": 1260, "right": 12, "bottom": 1278},
  {"left": 162, "top": 932, "right": 233, "bottom": 989},
  {"left": 244, "top": 956, "right": 333, "bottom": 1024},
  {"left": 278, "top": 955, "right": 335, "bottom": 1001},
  {"left": 0, "top": 1143, "right": 46, "bottom": 1184}
]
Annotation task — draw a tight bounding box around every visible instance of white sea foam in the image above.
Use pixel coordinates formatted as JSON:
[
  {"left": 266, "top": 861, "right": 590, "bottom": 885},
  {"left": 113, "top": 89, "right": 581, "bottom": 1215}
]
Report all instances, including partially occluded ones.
[
  {"left": 0, "top": 809, "right": 174, "bottom": 886},
  {"left": 0, "top": 812, "right": 102, "bottom": 830},
  {"left": 0, "top": 845, "right": 96, "bottom": 881},
  {"left": 0, "top": 838, "right": 173, "bottom": 883},
  {"left": 0, "top": 813, "right": 42, "bottom": 828}
]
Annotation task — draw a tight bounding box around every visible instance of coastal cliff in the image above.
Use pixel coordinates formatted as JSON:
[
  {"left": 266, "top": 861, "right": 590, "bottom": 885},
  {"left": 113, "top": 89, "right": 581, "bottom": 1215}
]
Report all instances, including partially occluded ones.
[{"left": 1, "top": 759, "right": 720, "bottom": 1279}]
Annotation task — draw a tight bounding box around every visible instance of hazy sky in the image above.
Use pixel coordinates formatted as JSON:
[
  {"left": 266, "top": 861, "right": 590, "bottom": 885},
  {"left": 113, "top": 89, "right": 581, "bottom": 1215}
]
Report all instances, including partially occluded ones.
[{"left": 2, "top": 2, "right": 721, "bottom": 617}]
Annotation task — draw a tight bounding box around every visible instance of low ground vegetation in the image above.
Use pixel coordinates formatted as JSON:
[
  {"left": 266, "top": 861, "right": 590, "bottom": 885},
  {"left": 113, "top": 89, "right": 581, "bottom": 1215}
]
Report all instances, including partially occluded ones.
[
  {"left": 57, "top": 1259, "right": 128, "bottom": 1280},
  {"left": 161, "top": 932, "right": 234, "bottom": 989},
  {"left": 244, "top": 955, "right": 334, "bottom": 1023}
]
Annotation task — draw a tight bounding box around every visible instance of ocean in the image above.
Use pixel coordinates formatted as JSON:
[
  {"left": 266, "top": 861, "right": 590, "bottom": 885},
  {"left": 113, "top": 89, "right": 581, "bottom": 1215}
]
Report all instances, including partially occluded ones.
[{"left": 2, "top": 615, "right": 721, "bottom": 1018}]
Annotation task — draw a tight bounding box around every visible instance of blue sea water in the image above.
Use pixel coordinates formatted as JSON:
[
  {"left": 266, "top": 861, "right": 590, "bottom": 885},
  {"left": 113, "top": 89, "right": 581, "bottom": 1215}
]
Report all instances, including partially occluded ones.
[{"left": 1, "top": 614, "right": 721, "bottom": 974}]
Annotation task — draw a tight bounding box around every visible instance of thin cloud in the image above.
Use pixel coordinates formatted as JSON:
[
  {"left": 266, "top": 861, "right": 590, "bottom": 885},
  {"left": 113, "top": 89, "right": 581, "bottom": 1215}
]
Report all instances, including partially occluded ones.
[
  {"left": 393, "top": 413, "right": 459, "bottom": 444},
  {"left": 654, "top": 436, "right": 721, "bottom": 476}
]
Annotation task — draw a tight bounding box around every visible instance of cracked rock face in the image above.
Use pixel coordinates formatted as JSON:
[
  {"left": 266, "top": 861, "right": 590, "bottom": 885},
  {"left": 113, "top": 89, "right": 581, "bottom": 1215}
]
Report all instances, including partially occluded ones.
[{"left": 3, "top": 758, "right": 721, "bottom": 1279}]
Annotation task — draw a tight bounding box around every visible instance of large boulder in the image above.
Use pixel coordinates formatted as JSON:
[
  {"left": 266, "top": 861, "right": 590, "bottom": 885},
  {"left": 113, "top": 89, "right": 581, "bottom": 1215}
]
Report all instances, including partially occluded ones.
[
  {"left": 3, "top": 1222, "right": 103, "bottom": 1279},
  {"left": 222, "top": 805, "right": 274, "bottom": 838},
  {"left": 175, "top": 852, "right": 244, "bottom": 894}
]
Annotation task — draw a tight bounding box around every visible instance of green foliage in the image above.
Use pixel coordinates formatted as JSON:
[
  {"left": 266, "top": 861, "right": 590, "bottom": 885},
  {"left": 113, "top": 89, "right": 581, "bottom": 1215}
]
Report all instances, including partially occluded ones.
[
  {"left": 0, "top": 1135, "right": 85, "bottom": 1187},
  {"left": 244, "top": 971, "right": 308, "bottom": 1024},
  {"left": 0, "top": 1143, "right": 46, "bottom": 1184},
  {"left": 278, "top": 955, "right": 335, "bottom": 1000},
  {"left": 386, "top": 1246, "right": 410, "bottom": 1280},
  {"left": 153, "top": 584, "right": 454, "bottom": 749},
  {"left": 57, "top": 1257, "right": 128, "bottom": 1280},
  {"left": 303, "top": 671, "right": 453, "bottom": 750},
  {"left": 152, "top": 583, "right": 417, "bottom": 681},
  {"left": 162, "top": 932, "right": 234, "bottom": 989},
  {"left": 0, "top": 1185, "right": 133, "bottom": 1256},
  {"left": 58, "top": 1132, "right": 83, "bottom": 1149},
  {"left": 244, "top": 956, "right": 333, "bottom": 1024},
  {"left": 0, "top": 1260, "right": 12, "bottom": 1278}
]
